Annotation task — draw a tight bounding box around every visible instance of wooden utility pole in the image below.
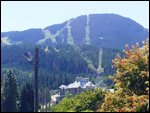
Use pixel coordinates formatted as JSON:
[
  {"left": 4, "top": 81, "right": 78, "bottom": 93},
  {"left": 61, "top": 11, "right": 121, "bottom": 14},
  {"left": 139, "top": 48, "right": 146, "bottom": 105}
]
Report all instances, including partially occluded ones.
[{"left": 34, "top": 47, "right": 38, "bottom": 112}]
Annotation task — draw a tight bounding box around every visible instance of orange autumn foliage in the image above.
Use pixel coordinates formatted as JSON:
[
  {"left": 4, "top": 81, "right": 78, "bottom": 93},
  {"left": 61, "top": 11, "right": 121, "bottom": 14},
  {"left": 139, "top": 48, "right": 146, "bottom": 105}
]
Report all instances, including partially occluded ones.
[{"left": 98, "top": 39, "right": 149, "bottom": 112}]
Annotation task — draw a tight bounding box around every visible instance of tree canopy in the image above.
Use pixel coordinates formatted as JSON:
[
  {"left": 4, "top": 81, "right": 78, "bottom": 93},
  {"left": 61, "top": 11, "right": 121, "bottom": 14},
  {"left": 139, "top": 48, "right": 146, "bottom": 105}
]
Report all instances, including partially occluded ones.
[{"left": 98, "top": 39, "right": 149, "bottom": 112}]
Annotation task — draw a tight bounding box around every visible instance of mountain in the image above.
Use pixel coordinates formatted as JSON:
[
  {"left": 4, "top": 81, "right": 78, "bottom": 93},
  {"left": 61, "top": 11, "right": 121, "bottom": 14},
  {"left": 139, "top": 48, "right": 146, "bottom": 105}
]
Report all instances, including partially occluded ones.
[
  {"left": 1, "top": 29, "right": 44, "bottom": 46},
  {"left": 1, "top": 14, "right": 148, "bottom": 49},
  {"left": 1, "top": 13, "right": 149, "bottom": 90}
]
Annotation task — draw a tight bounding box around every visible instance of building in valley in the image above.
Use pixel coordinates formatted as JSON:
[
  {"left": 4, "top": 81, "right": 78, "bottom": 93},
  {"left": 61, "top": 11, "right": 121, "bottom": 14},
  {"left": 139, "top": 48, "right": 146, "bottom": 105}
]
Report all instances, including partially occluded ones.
[{"left": 51, "top": 77, "right": 95, "bottom": 104}]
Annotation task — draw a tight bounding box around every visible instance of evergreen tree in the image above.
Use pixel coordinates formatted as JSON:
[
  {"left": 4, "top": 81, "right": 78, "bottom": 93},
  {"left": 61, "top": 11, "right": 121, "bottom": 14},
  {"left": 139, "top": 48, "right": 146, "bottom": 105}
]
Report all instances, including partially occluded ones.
[
  {"left": 1, "top": 70, "right": 18, "bottom": 112},
  {"left": 19, "top": 82, "right": 34, "bottom": 112}
]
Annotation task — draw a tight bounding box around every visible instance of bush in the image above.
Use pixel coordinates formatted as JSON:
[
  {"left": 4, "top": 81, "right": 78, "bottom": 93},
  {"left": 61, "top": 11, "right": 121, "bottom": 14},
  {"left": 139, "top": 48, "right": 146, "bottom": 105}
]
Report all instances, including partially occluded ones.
[{"left": 51, "top": 88, "right": 104, "bottom": 112}]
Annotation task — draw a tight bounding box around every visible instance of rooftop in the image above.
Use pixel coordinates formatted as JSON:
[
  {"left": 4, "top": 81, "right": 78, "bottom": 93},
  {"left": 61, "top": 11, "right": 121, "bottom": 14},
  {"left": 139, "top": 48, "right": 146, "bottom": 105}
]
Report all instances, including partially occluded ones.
[{"left": 59, "top": 77, "right": 95, "bottom": 89}]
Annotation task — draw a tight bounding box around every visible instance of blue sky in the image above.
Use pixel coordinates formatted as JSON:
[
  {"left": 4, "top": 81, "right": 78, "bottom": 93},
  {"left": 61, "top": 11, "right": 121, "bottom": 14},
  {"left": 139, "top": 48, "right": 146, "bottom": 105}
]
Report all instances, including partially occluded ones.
[{"left": 1, "top": 1, "right": 149, "bottom": 32}]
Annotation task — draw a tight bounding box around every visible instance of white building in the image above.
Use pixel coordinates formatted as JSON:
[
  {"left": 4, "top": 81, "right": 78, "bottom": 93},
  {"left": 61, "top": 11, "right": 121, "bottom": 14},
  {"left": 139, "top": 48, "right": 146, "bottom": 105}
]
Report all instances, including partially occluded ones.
[
  {"left": 59, "top": 77, "right": 95, "bottom": 96},
  {"left": 51, "top": 94, "right": 61, "bottom": 105},
  {"left": 51, "top": 77, "right": 95, "bottom": 104}
]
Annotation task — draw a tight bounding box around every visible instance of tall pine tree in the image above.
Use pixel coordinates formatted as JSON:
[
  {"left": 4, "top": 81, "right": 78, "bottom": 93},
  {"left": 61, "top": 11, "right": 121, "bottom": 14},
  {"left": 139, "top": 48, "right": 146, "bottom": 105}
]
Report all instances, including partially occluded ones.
[
  {"left": 19, "top": 82, "right": 34, "bottom": 112},
  {"left": 1, "top": 70, "right": 18, "bottom": 112}
]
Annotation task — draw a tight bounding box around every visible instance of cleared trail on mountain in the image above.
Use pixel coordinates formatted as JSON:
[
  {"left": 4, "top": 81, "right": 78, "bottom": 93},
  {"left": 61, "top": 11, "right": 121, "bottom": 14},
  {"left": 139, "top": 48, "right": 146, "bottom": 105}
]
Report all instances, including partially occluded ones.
[{"left": 73, "top": 45, "right": 103, "bottom": 75}]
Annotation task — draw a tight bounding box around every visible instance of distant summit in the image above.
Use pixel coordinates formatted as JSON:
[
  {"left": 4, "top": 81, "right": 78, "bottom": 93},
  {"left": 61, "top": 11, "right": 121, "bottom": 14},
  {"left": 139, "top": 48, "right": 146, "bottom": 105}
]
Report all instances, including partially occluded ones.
[{"left": 1, "top": 14, "right": 148, "bottom": 49}]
